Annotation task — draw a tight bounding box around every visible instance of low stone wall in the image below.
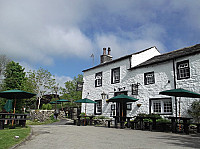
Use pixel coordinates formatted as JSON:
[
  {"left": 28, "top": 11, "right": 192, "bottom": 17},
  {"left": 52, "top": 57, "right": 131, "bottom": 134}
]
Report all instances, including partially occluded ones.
[{"left": 30, "top": 110, "right": 66, "bottom": 122}]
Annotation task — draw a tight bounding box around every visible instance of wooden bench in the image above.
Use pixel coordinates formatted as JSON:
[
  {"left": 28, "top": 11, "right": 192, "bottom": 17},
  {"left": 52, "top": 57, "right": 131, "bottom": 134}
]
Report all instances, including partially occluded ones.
[
  {"left": 0, "top": 118, "right": 28, "bottom": 129},
  {"left": 0, "top": 113, "right": 29, "bottom": 129}
]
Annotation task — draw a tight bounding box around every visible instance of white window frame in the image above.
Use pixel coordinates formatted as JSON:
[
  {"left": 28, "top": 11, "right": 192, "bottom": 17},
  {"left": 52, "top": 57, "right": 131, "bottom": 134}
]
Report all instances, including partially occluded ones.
[
  {"left": 95, "top": 72, "right": 102, "bottom": 87},
  {"left": 95, "top": 100, "right": 102, "bottom": 115},
  {"left": 111, "top": 67, "right": 120, "bottom": 84},
  {"left": 177, "top": 60, "right": 190, "bottom": 80},
  {"left": 151, "top": 98, "right": 172, "bottom": 114},
  {"left": 144, "top": 72, "right": 155, "bottom": 85}
]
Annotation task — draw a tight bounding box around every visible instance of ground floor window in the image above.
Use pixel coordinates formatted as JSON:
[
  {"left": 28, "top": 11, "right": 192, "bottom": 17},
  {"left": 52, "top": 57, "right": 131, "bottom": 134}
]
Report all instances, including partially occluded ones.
[
  {"left": 94, "top": 100, "right": 102, "bottom": 115},
  {"left": 150, "top": 98, "right": 172, "bottom": 115}
]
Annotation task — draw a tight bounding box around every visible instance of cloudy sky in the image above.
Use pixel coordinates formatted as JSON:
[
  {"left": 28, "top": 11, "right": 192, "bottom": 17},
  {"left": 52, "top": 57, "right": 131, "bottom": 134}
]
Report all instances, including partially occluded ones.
[{"left": 0, "top": 0, "right": 200, "bottom": 87}]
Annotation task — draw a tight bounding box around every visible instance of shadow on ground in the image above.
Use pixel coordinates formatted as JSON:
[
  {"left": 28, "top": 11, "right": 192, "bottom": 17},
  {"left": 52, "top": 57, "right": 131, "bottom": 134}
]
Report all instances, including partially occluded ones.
[{"left": 154, "top": 132, "right": 200, "bottom": 148}]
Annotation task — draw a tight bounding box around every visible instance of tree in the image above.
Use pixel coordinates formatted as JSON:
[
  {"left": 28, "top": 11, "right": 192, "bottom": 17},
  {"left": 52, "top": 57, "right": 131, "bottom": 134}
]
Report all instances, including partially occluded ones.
[
  {"left": 60, "top": 74, "right": 83, "bottom": 105},
  {"left": 188, "top": 100, "right": 200, "bottom": 123},
  {"left": 2, "top": 61, "right": 27, "bottom": 112},
  {"left": 3, "top": 61, "right": 26, "bottom": 90},
  {"left": 26, "top": 68, "right": 57, "bottom": 109}
]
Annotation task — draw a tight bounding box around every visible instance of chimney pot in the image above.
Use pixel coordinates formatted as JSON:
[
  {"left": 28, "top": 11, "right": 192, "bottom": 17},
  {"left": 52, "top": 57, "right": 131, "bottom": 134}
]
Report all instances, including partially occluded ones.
[
  {"left": 108, "top": 47, "right": 111, "bottom": 55},
  {"left": 103, "top": 48, "right": 106, "bottom": 55}
]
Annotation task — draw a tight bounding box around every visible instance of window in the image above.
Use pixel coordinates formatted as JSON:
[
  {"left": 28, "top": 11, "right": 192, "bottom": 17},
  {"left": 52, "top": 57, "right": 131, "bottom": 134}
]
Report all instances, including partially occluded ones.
[
  {"left": 126, "top": 103, "right": 132, "bottom": 110},
  {"left": 144, "top": 71, "right": 155, "bottom": 85},
  {"left": 94, "top": 100, "right": 102, "bottom": 115},
  {"left": 150, "top": 98, "right": 172, "bottom": 114},
  {"left": 111, "top": 104, "right": 115, "bottom": 110},
  {"left": 111, "top": 67, "right": 120, "bottom": 84},
  {"left": 95, "top": 72, "right": 102, "bottom": 87},
  {"left": 110, "top": 104, "right": 116, "bottom": 116},
  {"left": 132, "top": 84, "right": 138, "bottom": 95},
  {"left": 177, "top": 60, "right": 190, "bottom": 80}
]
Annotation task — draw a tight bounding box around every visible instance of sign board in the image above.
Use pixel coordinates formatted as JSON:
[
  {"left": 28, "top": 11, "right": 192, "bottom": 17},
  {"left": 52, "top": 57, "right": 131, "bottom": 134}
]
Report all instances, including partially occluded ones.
[{"left": 76, "top": 82, "right": 83, "bottom": 91}]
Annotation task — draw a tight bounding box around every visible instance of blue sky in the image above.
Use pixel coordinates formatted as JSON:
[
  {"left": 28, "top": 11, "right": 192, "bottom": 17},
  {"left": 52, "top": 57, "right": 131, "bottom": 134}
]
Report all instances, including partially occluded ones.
[{"left": 0, "top": 0, "right": 200, "bottom": 88}]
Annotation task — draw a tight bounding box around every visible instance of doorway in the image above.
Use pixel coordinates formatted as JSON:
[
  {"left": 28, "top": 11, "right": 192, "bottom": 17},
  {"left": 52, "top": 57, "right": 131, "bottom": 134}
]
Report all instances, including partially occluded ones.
[{"left": 114, "top": 91, "right": 127, "bottom": 122}]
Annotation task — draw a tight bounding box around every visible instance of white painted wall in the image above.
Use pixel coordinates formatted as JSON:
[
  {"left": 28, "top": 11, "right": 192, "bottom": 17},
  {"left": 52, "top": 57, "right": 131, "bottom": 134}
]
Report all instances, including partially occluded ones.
[
  {"left": 131, "top": 47, "right": 160, "bottom": 68},
  {"left": 82, "top": 49, "right": 200, "bottom": 118}
]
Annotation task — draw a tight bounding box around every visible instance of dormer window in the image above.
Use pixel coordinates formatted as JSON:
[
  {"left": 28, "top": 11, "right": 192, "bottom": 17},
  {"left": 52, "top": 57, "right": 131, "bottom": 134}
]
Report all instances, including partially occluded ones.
[
  {"left": 111, "top": 67, "right": 120, "bottom": 84},
  {"left": 95, "top": 72, "right": 102, "bottom": 87}
]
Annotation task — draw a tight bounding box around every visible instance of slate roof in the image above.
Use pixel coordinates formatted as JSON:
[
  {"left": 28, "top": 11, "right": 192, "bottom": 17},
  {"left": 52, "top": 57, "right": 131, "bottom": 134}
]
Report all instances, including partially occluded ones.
[
  {"left": 130, "top": 44, "right": 200, "bottom": 69},
  {"left": 82, "top": 46, "right": 156, "bottom": 72}
]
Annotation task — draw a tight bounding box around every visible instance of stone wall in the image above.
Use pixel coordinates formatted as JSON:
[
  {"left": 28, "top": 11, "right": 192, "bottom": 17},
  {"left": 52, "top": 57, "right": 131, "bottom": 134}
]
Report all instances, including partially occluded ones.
[{"left": 30, "top": 110, "right": 66, "bottom": 122}]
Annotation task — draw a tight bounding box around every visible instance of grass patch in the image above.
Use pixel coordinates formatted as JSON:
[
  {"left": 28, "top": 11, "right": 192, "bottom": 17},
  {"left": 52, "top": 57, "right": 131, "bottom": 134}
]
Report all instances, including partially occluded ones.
[{"left": 0, "top": 126, "right": 31, "bottom": 149}]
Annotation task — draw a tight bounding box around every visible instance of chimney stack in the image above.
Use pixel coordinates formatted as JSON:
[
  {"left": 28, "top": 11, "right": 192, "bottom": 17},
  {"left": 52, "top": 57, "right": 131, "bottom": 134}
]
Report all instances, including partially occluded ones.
[{"left": 100, "top": 47, "right": 113, "bottom": 64}]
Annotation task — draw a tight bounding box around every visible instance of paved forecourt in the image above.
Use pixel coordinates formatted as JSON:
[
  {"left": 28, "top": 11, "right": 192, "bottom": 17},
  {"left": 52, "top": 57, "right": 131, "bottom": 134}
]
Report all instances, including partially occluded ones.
[{"left": 17, "top": 125, "right": 200, "bottom": 149}]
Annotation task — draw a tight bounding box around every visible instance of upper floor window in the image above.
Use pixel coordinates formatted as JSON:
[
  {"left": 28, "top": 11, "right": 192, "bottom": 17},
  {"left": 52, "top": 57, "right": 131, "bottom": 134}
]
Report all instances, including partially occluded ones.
[
  {"left": 95, "top": 72, "right": 102, "bottom": 87},
  {"left": 177, "top": 60, "right": 190, "bottom": 80},
  {"left": 111, "top": 67, "right": 120, "bottom": 84},
  {"left": 144, "top": 71, "right": 155, "bottom": 85}
]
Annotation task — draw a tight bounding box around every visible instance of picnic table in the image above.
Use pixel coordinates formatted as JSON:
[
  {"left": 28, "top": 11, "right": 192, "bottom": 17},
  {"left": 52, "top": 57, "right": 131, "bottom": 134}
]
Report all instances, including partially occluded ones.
[
  {"left": 135, "top": 116, "right": 160, "bottom": 130},
  {"left": 112, "top": 116, "right": 135, "bottom": 129},
  {"left": 77, "top": 115, "right": 94, "bottom": 126},
  {"left": 166, "top": 116, "right": 192, "bottom": 134},
  {"left": 0, "top": 113, "right": 28, "bottom": 129}
]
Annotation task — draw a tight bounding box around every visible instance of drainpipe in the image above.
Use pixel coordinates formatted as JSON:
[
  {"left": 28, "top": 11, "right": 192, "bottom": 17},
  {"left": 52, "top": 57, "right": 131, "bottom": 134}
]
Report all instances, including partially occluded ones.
[{"left": 172, "top": 59, "right": 177, "bottom": 117}]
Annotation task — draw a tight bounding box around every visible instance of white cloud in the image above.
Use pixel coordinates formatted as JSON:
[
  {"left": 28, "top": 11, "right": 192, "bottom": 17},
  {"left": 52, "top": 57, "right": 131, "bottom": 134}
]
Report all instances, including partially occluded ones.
[
  {"left": 0, "top": 0, "right": 93, "bottom": 66},
  {"left": 0, "top": 0, "right": 200, "bottom": 73},
  {"left": 54, "top": 75, "right": 72, "bottom": 88}
]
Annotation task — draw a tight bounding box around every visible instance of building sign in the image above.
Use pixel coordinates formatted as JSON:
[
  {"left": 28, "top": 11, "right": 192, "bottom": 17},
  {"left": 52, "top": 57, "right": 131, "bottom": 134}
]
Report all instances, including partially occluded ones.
[{"left": 76, "top": 82, "right": 83, "bottom": 91}]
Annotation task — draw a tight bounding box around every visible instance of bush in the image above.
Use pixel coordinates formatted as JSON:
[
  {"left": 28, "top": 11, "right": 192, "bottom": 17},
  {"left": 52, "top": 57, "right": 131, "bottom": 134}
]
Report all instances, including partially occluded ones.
[
  {"left": 42, "top": 104, "right": 47, "bottom": 110},
  {"left": 94, "top": 115, "right": 109, "bottom": 119},
  {"left": 46, "top": 103, "right": 52, "bottom": 110},
  {"left": 188, "top": 100, "right": 200, "bottom": 123}
]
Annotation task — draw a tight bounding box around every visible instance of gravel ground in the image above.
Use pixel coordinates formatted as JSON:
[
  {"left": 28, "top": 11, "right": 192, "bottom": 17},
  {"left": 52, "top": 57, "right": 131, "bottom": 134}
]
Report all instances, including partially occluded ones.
[{"left": 16, "top": 125, "right": 200, "bottom": 149}]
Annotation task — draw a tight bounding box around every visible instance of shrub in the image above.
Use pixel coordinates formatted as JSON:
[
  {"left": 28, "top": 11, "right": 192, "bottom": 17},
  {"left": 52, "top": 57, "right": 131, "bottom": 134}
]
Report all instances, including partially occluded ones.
[
  {"left": 188, "top": 100, "right": 200, "bottom": 123},
  {"left": 42, "top": 104, "right": 47, "bottom": 110},
  {"left": 46, "top": 103, "right": 52, "bottom": 110}
]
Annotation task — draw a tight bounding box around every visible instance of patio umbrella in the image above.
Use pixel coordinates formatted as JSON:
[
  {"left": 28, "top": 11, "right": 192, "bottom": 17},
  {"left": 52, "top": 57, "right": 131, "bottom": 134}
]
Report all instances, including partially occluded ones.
[
  {"left": 50, "top": 101, "right": 57, "bottom": 104},
  {"left": 4, "top": 99, "right": 13, "bottom": 112},
  {"left": 75, "top": 98, "right": 97, "bottom": 125},
  {"left": 107, "top": 94, "right": 139, "bottom": 119},
  {"left": 159, "top": 88, "right": 200, "bottom": 98},
  {"left": 0, "top": 89, "right": 36, "bottom": 113},
  {"left": 159, "top": 88, "right": 200, "bottom": 117},
  {"left": 56, "top": 99, "right": 70, "bottom": 110},
  {"left": 0, "top": 89, "right": 36, "bottom": 126}
]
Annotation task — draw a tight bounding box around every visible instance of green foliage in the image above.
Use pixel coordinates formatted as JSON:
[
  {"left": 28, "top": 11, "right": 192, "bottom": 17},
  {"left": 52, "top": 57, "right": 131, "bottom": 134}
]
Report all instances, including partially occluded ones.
[
  {"left": 41, "top": 103, "right": 52, "bottom": 110},
  {"left": 156, "top": 118, "right": 171, "bottom": 123},
  {"left": 1, "top": 61, "right": 27, "bottom": 112},
  {"left": 26, "top": 68, "right": 57, "bottom": 109},
  {"left": 3, "top": 61, "right": 26, "bottom": 90},
  {"left": 94, "top": 115, "right": 109, "bottom": 119},
  {"left": 46, "top": 103, "right": 52, "bottom": 110},
  {"left": 60, "top": 74, "right": 83, "bottom": 104},
  {"left": 42, "top": 104, "right": 47, "bottom": 110},
  {"left": 80, "top": 112, "right": 85, "bottom": 116},
  {"left": 188, "top": 100, "right": 200, "bottom": 123}
]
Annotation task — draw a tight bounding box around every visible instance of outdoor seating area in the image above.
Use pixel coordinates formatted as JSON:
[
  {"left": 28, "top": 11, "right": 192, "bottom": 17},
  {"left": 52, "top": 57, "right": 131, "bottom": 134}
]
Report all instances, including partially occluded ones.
[
  {"left": 0, "top": 113, "right": 28, "bottom": 129},
  {"left": 73, "top": 113, "right": 200, "bottom": 135}
]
